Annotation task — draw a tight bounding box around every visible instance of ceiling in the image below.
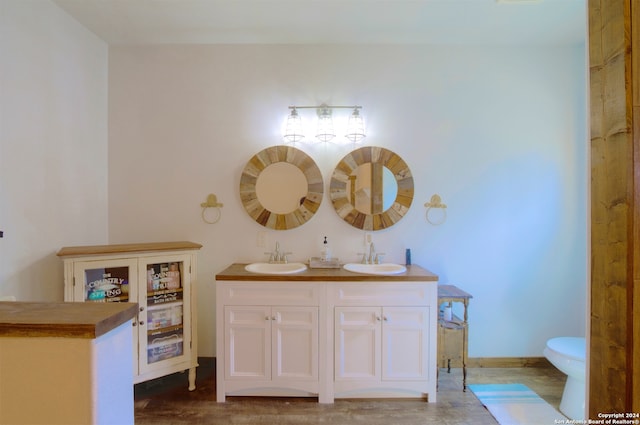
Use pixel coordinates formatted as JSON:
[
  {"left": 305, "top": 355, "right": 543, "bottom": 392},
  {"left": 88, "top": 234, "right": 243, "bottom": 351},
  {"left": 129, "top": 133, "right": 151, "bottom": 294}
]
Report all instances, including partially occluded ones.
[{"left": 52, "top": 0, "right": 586, "bottom": 46}]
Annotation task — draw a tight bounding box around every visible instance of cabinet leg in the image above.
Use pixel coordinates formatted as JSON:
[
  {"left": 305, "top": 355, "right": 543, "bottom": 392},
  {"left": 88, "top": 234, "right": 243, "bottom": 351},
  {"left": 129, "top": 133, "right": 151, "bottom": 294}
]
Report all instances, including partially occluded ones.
[
  {"left": 462, "top": 364, "right": 467, "bottom": 392},
  {"left": 188, "top": 367, "right": 196, "bottom": 391},
  {"left": 447, "top": 359, "right": 451, "bottom": 373}
]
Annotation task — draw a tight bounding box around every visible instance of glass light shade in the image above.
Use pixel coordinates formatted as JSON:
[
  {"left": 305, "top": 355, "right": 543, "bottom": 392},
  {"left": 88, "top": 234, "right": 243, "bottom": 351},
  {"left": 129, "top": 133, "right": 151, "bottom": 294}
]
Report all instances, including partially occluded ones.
[
  {"left": 316, "top": 108, "right": 336, "bottom": 142},
  {"left": 345, "top": 108, "right": 366, "bottom": 143},
  {"left": 284, "top": 108, "right": 304, "bottom": 143}
]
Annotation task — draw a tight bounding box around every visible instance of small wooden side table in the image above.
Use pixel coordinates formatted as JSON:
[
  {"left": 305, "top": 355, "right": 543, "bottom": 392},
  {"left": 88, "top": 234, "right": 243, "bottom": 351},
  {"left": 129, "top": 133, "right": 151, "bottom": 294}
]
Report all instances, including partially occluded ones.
[{"left": 437, "top": 284, "right": 473, "bottom": 391}]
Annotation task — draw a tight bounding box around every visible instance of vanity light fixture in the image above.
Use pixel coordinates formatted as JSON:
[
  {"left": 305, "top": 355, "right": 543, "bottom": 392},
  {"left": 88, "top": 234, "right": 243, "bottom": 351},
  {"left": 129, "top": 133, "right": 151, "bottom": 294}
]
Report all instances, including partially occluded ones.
[
  {"left": 283, "top": 104, "right": 365, "bottom": 143},
  {"left": 315, "top": 105, "right": 336, "bottom": 142},
  {"left": 283, "top": 107, "right": 304, "bottom": 143},
  {"left": 345, "top": 107, "right": 365, "bottom": 143}
]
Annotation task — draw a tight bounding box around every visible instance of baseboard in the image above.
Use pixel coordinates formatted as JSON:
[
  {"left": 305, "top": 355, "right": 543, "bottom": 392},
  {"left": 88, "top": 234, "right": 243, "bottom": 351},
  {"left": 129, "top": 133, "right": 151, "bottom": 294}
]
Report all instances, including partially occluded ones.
[
  {"left": 466, "top": 357, "right": 553, "bottom": 368},
  {"left": 204, "top": 356, "right": 552, "bottom": 370}
]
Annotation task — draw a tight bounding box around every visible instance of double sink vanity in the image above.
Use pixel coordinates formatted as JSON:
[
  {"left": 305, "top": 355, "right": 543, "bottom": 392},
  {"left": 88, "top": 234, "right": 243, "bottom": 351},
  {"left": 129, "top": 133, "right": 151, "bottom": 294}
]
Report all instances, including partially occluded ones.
[
  {"left": 215, "top": 262, "right": 439, "bottom": 404},
  {"left": 221, "top": 143, "right": 439, "bottom": 402}
]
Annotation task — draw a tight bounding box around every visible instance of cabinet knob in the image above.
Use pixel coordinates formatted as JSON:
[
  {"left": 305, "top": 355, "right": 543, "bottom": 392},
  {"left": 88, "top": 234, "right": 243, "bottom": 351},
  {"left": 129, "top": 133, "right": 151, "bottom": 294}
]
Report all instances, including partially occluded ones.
[
  {"left": 139, "top": 321, "right": 144, "bottom": 325},
  {"left": 383, "top": 316, "right": 388, "bottom": 322},
  {"left": 376, "top": 316, "right": 381, "bottom": 321},
  {"left": 140, "top": 306, "right": 145, "bottom": 312},
  {"left": 265, "top": 316, "right": 270, "bottom": 321}
]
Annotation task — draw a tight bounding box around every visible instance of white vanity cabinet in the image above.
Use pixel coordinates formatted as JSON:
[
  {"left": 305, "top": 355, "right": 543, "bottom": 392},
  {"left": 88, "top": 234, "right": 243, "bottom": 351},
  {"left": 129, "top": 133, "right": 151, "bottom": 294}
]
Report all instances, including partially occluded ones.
[
  {"left": 329, "top": 284, "right": 435, "bottom": 400},
  {"left": 57, "top": 241, "right": 202, "bottom": 390},
  {"left": 335, "top": 306, "right": 429, "bottom": 382},
  {"left": 216, "top": 264, "right": 439, "bottom": 404},
  {"left": 224, "top": 305, "right": 319, "bottom": 382},
  {"left": 217, "top": 282, "right": 322, "bottom": 402}
]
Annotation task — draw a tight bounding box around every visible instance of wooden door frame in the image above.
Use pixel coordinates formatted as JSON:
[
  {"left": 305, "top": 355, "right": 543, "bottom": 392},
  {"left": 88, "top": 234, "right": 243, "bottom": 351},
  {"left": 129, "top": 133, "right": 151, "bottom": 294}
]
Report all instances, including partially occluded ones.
[{"left": 588, "top": 0, "right": 639, "bottom": 416}]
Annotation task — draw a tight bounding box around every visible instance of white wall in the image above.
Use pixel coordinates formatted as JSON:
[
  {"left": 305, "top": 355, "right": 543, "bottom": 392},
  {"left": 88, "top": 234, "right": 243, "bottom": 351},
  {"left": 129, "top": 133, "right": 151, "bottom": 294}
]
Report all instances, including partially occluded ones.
[
  {"left": 108, "top": 44, "right": 587, "bottom": 358},
  {"left": 0, "top": 0, "right": 109, "bottom": 301}
]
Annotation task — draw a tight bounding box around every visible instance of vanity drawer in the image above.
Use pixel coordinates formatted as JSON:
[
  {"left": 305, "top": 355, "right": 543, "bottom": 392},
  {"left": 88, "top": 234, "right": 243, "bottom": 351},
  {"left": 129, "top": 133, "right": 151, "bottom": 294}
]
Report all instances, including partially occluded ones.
[
  {"left": 218, "top": 282, "right": 320, "bottom": 306},
  {"left": 328, "top": 283, "right": 434, "bottom": 306}
]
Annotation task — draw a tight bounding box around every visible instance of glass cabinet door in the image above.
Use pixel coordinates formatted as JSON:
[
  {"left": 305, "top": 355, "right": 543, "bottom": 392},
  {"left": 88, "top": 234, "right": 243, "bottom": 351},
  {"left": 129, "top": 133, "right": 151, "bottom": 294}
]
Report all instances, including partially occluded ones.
[
  {"left": 73, "top": 259, "right": 138, "bottom": 303},
  {"left": 140, "top": 255, "right": 191, "bottom": 371}
]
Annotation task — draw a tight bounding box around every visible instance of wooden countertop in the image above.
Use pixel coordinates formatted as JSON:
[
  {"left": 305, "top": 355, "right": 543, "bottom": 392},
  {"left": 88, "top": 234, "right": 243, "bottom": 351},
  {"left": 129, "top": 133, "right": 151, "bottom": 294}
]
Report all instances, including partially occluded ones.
[
  {"left": 0, "top": 302, "right": 138, "bottom": 338},
  {"left": 216, "top": 263, "right": 438, "bottom": 282},
  {"left": 56, "top": 241, "right": 202, "bottom": 257}
]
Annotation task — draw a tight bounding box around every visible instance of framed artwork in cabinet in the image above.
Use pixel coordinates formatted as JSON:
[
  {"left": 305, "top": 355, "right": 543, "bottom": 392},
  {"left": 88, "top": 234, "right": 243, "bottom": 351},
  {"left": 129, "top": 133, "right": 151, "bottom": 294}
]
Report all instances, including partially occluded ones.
[{"left": 73, "top": 258, "right": 137, "bottom": 304}]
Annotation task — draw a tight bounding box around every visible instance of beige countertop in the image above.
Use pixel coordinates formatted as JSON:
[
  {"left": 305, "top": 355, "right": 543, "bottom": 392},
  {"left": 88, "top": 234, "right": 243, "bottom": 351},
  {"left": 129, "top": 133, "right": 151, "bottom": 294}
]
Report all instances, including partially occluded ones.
[
  {"left": 216, "top": 263, "right": 438, "bottom": 282},
  {"left": 0, "top": 301, "right": 138, "bottom": 338}
]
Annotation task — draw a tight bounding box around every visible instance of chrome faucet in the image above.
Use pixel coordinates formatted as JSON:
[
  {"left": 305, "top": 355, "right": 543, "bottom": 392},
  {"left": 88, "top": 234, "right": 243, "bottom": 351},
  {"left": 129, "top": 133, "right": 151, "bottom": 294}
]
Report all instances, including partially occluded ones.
[
  {"left": 274, "top": 241, "right": 281, "bottom": 262},
  {"left": 265, "top": 242, "right": 291, "bottom": 263},
  {"left": 368, "top": 243, "right": 376, "bottom": 264},
  {"left": 365, "top": 242, "right": 385, "bottom": 264},
  {"left": 358, "top": 241, "right": 386, "bottom": 264}
]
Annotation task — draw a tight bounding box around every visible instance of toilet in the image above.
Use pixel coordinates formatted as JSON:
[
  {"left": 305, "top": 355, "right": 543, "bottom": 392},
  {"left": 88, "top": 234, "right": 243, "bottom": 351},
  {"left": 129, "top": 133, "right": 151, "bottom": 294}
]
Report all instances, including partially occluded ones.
[{"left": 543, "top": 337, "right": 586, "bottom": 420}]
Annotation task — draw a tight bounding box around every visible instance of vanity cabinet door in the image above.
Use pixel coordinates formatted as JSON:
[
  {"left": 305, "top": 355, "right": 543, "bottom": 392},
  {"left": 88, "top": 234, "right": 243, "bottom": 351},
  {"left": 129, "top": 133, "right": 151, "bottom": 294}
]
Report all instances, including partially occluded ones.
[
  {"left": 335, "top": 306, "right": 429, "bottom": 382},
  {"left": 272, "top": 307, "right": 319, "bottom": 382},
  {"left": 225, "top": 305, "right": 319, "bottom": 382},
  {"left": 382, "top": 307, "right": 430, "bottom": 381},
  {"left": 225, "top": 306, "right": 271, "bottom": 380},
  {"left": 334, "top": 307, "right": 382, "bottom": 381}
]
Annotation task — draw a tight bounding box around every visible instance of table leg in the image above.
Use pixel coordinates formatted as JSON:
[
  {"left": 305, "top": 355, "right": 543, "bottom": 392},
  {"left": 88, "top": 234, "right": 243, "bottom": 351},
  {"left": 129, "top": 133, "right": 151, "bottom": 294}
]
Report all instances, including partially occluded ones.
[{"left": 462, "top": 363, "right": 467, "bottom": 392}]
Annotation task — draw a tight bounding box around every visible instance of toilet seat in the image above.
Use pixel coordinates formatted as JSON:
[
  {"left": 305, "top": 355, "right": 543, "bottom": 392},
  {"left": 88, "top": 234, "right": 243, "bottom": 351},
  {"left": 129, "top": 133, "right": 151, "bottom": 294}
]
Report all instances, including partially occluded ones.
[{"left": 546, "top": 337, "right": 585, "bottom": 362}]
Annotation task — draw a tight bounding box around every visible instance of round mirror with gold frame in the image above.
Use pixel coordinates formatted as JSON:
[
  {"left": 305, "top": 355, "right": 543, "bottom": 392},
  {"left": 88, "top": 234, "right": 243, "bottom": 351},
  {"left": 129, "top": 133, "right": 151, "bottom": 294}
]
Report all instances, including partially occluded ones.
[
  {"left": 330, "top": 146, "right": 414, "bottom": 230},
  {"left": 240, "top": 145, "right": 323, "bottom": 230}
]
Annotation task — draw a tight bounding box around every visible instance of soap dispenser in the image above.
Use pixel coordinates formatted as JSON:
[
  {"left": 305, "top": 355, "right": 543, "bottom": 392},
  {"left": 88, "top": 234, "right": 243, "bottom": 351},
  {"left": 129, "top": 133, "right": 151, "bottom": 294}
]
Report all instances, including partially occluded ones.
[{"left": 321, "top": 236, "right": 331, "bottom": 261}]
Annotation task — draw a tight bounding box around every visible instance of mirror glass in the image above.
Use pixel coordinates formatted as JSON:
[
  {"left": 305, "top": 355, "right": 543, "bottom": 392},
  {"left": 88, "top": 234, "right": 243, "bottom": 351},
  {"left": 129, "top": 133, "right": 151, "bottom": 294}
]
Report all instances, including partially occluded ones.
[
  {"left": 256, "top": 162, "right": 307, "bottom": 214},
  {"left": 330, "top": 146, "right": 413, "bottom": 230},
  {"left": 240, "top": 145, "right": 323, "bottom": 230},
  {"left": 345, "top": 164, "right": 397, "bottom": 214}
]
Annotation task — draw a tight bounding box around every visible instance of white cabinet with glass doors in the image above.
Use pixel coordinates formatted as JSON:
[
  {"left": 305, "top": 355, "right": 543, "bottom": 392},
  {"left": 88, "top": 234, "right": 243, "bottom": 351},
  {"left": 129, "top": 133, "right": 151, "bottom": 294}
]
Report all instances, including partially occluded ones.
[{"left": 57, "top": 241, "right": 201, "bottom": 390}]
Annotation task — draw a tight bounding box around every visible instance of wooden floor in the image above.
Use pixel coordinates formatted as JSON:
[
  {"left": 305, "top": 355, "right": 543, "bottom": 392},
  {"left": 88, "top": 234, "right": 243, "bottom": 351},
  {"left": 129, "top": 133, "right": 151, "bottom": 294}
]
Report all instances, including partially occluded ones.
[{"left": 135, "top": 359, "right": 566, "bottom": 424}]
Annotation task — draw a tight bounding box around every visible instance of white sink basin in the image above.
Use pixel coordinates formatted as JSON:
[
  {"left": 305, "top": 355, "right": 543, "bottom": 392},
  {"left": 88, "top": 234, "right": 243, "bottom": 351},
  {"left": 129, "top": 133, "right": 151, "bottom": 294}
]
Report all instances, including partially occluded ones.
[
  {"left": 245, "top": 262, "right": 307, "bottom": 275},
  {"left": 343, "top": 263, "right": 407, "bottom": 275}
]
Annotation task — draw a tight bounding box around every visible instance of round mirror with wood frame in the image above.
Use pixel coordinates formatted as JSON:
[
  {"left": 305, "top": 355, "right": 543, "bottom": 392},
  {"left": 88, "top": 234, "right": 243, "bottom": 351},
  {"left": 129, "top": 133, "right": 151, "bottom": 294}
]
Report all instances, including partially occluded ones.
[
  {"left": 240, "top": 145, "right": 323, "bottom": 230},
  {"left": 330, "top": 146, "right": 414, "bottom": 230}
]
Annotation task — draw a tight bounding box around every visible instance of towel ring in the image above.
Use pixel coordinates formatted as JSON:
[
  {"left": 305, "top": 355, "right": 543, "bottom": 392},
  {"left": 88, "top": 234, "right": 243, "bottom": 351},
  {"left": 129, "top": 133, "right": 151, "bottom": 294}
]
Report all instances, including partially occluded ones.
[
  {"left": 200, "top": 194, "right": 223, "bottom": 224},
  {"left": 424, "top": 194, "right": 447, "bottom": 225}
]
